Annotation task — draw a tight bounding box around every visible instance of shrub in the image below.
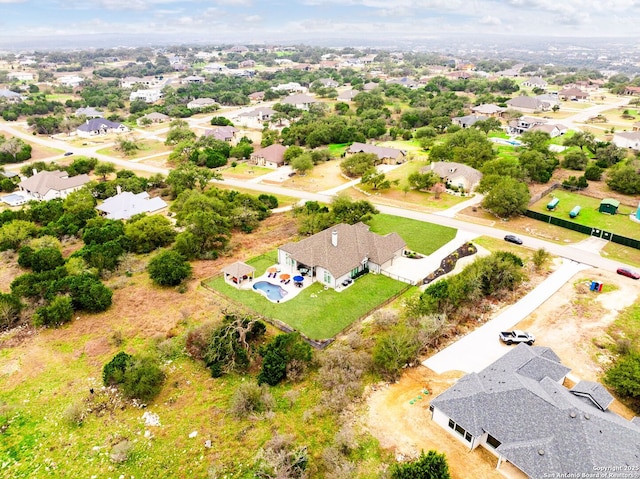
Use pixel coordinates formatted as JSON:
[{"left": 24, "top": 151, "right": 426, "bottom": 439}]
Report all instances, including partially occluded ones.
[
  {"left": 0, "top": 293, "right": 23, "bottom": 330},
  {"left": 584, "top": 164, "right": 603, "bottom": 181},
  {"left": 229, "top": 381, "right": 275, "bottom": 418},
  {"left": 32, "top": 295, "right": 74, "bottom": 327},
  {"left": 103, "top": 351, "right": 133, "bottom": 386},
  {"left": 63, "top": 401, "right": 85, "bottom": 427},
  {"left": 372, "top": 325, "right": 421, "bottom": 380},
  {"left": 532, "top": 248, "right": 551, "bottom": 271},
  {"left": 604, "top": 353, "right": 640, "bottom": 400},
  {"left": 391, "top": 450, "right": 451, "bottom": 479},
  {"left": 258, "top": 333, "right": 313, "bottom": 386},
  {"left": 121, "top": 356, "right": 165, "bottom": 402},
  {"left": 148, "top": 250, "right": 192, "bottom": 286}
]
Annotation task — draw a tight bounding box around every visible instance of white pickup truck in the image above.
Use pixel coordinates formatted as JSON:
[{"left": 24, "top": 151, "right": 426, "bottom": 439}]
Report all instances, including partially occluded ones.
[{"left": 499, "top": 330, "right": 535, "bottom": 345}]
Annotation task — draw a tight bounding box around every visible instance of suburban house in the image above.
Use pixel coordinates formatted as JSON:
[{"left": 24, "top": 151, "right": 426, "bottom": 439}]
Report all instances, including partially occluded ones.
[
  {"left": 347, "top": 142, "right": 407, "bottom": 165},
  {"left": 318, "top": 78, "right": 339, "bottom": 88},
  {"left": 277, "top": 222, "right": 406, "bottom": 290},
  {"left": 204, "top": 126, "right": 238, "bottom": 142},
  {"left": 387, "top": 77, "right": 419, "bottom": 89},
  {"left": 236, "top": 107, "right": 276, "bottom": 128},
  {"left": 57, "top": 75, "right": 84, "bottom": 88},
  {"left": 471, "top": 104, "right": 505, "bottom": 117},
  {"left": 129, "top": 89, "right": 163, "bottom": 103},
  {"left": 280, "top": 93, "right": 318, "bottom": 111},
  {"left": 181, "top": 75, "right": 205, "bottom": 84},
  {"left": 75, "top": 107, "right": 103, "bottom": 118},
  {"left": 362, "top": 82, "right": 379, "bottom": 91},
  {"left": 337, "top": 89, "right": 359, "bottom": 101},
  {"left": 187, "top": 97, "right": 218, "bottom": 110},
  {"left": 452, "top": 114, "right": 487, "bottom": 129},
  {"left": 429, "top": 344, "right": 640, "bottom": 478},
  {"left": 272, "top": 82, "right": 307, "bottom": 93},
  {"left": 623, "top": 86, "right": 640, "bottom": 96},
  {"left": 137, "top": 112, "right": 170, "bottom": 126},
  {"left": 507, "top": 116, "right": 547, "bottom": 135},
  {"left": 248, "top": 91, "right": 265, "bottom": 102},
  {"left": 120, "top": 76, "right": 160, "bottom": 89},
  {"left": 613, "top": 131, "right": 640, "bottom": 150},
  {"left": 0, "top": 89, "right": 23, "bottom": 103},
  {"left": 76, "top": 118, "right": 129, "bottom": 138},
  {"left": 529, "top": 123, "right": 567, "bottom": 138},
  {"left": 559, "top": 87, "right": 589, "bottom": 101},
  {"left": 249, "top": 144, "right": 287, "bottom": 168},
  {"left": 521, "top": 76, "right": 548, "bottom": 89},
  {"left": 506, "top": 96, "right": 551, "bottom": 113},
  {"left": 19, "top": 170, "right": 91, "bottom": 201},
  {"left": 7, "top": 72, "right": 34, "bottom": 82},
  {"left": 202, "top": 63, "right": 227, "bottom": 74},
  {"left": 425, "top": 162, "right": 483, "bottom": 192},
  {"left": 96, "top": 190, "right": 168, "bottom": 220}
]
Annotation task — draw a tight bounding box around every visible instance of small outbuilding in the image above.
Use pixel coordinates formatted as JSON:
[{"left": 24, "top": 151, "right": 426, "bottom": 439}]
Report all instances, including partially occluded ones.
[
  {"left": 223, "top": 261, "right": 255, "bottom": 287},
  {"left": 599, "top": 198, "right": 620, "bottom": 215}
]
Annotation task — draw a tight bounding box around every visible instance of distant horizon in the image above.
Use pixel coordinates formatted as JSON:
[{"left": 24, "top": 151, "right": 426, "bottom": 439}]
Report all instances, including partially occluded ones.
[
  {"left": 1, "top": 31, "right": 640, "bottom": 53},
  {"left": 2, "top": 0, "right": 640, "bottom": 52}
]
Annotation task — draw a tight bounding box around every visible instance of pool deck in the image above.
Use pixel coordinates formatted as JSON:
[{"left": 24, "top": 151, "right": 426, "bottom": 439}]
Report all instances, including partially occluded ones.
[{"left": 230, "top": 265, "right": 312, "bottom": 303}]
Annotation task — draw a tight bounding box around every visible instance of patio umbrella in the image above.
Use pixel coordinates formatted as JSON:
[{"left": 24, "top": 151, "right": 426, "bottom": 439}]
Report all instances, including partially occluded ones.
[
  {"left": 280, "top": 273, "right": 291, "bottom": 280},
  {"left": 267, "top": 267, "right": 278, "bottom": 273},
  {"left": 293, "top": 275, "right": 304, "bottom": 282}
]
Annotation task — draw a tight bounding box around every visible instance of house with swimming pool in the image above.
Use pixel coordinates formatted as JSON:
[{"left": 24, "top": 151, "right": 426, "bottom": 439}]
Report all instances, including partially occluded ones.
[{"left": 277, "top": 222, "right": 406, "bottom": 290}]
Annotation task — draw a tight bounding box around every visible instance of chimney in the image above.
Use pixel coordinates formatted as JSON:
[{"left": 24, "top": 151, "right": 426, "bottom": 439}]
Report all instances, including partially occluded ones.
[
  {"left": 116, "top": 185, "right": 122, "bottom": 195},
  {"left": 32, "top": 168, "right": 38, "bottom": 176},
  {"left": 331, "top": 230, "right": 338, "bottom": 247}
]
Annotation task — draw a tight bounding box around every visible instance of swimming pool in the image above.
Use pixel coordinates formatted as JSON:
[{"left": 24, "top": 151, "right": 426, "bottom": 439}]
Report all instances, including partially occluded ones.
[
  {"left": 253, "top": 281, "right": 288, "bottom": 301},
  {"left": 1, "top": 193, "right": 29, "bottom": 206}
]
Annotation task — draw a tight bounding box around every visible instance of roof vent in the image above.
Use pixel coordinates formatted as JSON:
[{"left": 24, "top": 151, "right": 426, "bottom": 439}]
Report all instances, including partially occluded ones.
[
  {"left": 570, "top": 411, "right": 577, "bottom": 418},
  {"left": 584, "top": 414, "right": 590, "bottom": 420},
  {"left": 538, "top": 449, "right": 545, "bottom": 456}
]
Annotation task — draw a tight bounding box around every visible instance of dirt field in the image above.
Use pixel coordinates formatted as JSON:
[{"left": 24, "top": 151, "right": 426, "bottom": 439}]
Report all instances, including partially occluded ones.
[{"left": 364, "top": 268, "right": 640, "bottom": 478}]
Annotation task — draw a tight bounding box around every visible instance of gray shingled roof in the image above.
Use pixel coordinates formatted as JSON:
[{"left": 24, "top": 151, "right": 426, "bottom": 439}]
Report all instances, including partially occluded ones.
[
  {"left": 570, "top": 381, "right": 614, "bottom": 411},
  {"left": 281, "top": 93, "right": 317, "bottom": 105},
  {"left": 425, "top": 162, "right": 483, "bottom": 187},
  {"left": 96, "top": 191, "right": 167, "bottom": 220},
  {"left": 279, "top": 222, "right": 406, "bottom": 279},
  {"left": 506, "top": 96, "right": 549, "bottom": 110},
  {"left": 430, "top": 344, "right": 640, "bottom": 478},
  {"left": 77, "top": 118, "right": 124, "bottom": 132}
]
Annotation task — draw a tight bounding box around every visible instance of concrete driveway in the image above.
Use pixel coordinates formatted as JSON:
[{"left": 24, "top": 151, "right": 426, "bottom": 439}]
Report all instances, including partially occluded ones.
[{"left": 422, "top": 259, "right": 588, "bottom": 374}]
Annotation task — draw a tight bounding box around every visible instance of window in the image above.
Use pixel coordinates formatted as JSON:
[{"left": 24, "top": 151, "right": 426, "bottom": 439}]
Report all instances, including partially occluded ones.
[
  {"left": 465, "top": 432, "right": 472, "bottom": 443},
  {"left": 455, "top": 424, "right": 465, "bottom": 436},
  {"left": 486, "top": 434, "right": 501, "bottom": 449},
  {"left": 323, "top": 270, "right": 332, "bottom": 284},
  {"left": 448, "top": 419, "right": 455, "bottom": 430}
]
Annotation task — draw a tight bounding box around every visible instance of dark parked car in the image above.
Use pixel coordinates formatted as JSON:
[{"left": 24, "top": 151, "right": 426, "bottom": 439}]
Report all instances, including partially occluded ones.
[
  {"left": 617, "top": 268, "right": 640, "bottom": 280},
  {"left": 64, "top": 151, "right": 74, "bottom": 156},
  {"left": 504, "top": 234, "right": 523, "bottom": 245}
]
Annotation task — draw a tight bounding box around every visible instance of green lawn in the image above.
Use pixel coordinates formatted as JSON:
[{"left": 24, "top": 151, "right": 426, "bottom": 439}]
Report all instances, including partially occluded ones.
[
  {"left": 207, "top": 273, "right": 410, "bottom": 340},
  {"left": 367, "top": 213, "right": 457, "bottom": 254},
  {"left": 531, "top": 190, "right": 640, "bottom": 239},
  {"left": 327, "top": 143, "right": 349, "bottom": 157}
]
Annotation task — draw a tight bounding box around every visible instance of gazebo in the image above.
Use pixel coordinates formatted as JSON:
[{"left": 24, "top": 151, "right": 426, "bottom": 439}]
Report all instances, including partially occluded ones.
[{"left": 222, "top": 261, "right": 255, "bottom": 287}]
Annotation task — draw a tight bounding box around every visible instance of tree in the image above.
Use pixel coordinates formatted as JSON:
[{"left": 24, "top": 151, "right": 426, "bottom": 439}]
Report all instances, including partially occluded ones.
[
  {"left": 606, "top": 161, "right": 640, "bottom": 195},
  {"left": 519, "top": 149, "right": 556, "bottom": 183},
  {"left": 0, "top": 220, "right": 38, "bottom": 251},
  {"left": 432, "top": 182, "right": 446, "bottom": 199},
  {"left": 340, "top": 152, "right": 377, "bottom": 177},
  {"left": 290, "top": 153, "right": 314, "bottom": 175},
  {"left": 29, "top": 247, "right": 65, "bottom": 273},
  {"left": 373, "top": 324, "right": 421, "bottom": 380},
  {"left": 94, "top": 162, "right": 116, "bottom": 181},
  {"left": 61, "top": 273, "right": 113, "bottom": 313},
  {"left": 103, "top": 351, "right": 133, "bottom": 386},
  {"left": 283, "top": 145, "right": 304, "bottom": 163},
  {"left": 124, "top": 215, "right": 176, "bottom": 254},
  {"left": 482, "top": 177, "right": 530, "bottom": 218},
  {"left": 165, "top": 163, "right": 220, "bottom": 198},
  {"left": 604, "top": 353, "right": 640, "bottom": 399},
  {"left": 561, "top": 150, "right": 589, "bottom": 170},
  {"left": 595, "top": 143, "right": 628, "bottom": 168},
  {"left": 563, "top": 131, "right": 595, "bottom": 153},
  {"left": 391, "top": 450, "right": 451, "bottom": 479},
  {"left": 165, "top": 120, "right": 196, "bottom": 145},
  {"left": 408, "top": 171, "right": 438, "bottom": 191},
  {"left": 361, "top": 168, "right": 393, "bottom": 190},
  {"left": 474, "top": 117, "right": 502, "bottom": 135},
  {"left": 115, "top": 135, "right": 141, "bottom": 156},
  {"left": 331, "top": 194, "right": 378, "bottom": 224},
  {"left": 148, "top": 250, "right": 192, "bottom": 286},
  {"left": 258, "top": 333, "right": 313, "bottom": 386}
]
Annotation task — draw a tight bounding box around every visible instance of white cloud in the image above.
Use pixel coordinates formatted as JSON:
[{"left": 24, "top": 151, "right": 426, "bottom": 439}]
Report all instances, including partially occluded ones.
[
  {"left": 479, "top": 15, "right": 501, "bottom": 26},
  {"left": 244, "top": 15, "right": 261, "bottom": 22}
]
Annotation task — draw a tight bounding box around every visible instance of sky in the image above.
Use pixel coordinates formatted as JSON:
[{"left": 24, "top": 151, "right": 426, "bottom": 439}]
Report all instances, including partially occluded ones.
[{"left": 1, "top": 0, "right": 640, "bottom": 48}]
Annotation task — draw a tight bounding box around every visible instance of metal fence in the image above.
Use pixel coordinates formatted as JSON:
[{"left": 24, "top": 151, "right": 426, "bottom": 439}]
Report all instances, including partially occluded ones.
[{"left": 524, "top": 210, "right": 640, "bottom": 250}]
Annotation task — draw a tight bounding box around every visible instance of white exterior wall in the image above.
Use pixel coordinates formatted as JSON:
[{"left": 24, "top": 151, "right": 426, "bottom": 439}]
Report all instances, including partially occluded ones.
[{"left": 432, "top": 407, "right": 478, "bottom": 450}]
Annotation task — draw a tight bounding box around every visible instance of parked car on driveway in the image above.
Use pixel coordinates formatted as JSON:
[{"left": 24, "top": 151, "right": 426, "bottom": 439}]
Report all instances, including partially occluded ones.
[
  {"left": 499, "top": 330, "right": 535, "bottom": 345},
  {"left": 617, "top": 267, "right": 640, "bottom": 280},
  {"left": 64, "top": 151, "right": 74, "bottom": 156},
  {"left": 504, "top": 234, "right": 523, "bottom": 245}
]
